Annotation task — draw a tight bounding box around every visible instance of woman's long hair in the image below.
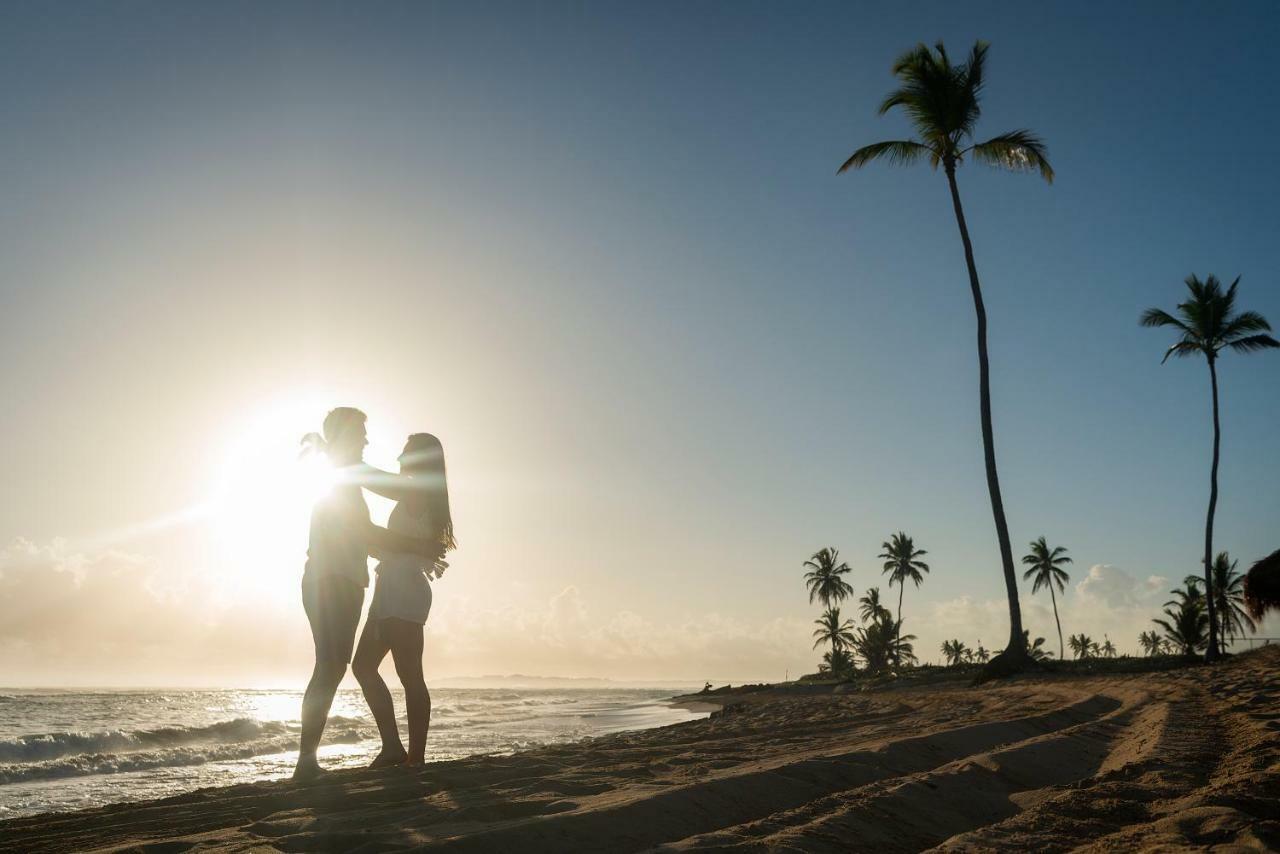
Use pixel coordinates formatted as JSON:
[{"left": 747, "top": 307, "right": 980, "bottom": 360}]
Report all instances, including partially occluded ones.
[{"left": 402, "top": 433, "right": 456, "bottom": 552}]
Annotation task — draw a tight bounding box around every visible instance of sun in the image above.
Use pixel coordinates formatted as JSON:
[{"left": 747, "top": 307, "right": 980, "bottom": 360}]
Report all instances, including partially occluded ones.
[{"left": 205, "top": 395, "right": 341, "bottom": 586}]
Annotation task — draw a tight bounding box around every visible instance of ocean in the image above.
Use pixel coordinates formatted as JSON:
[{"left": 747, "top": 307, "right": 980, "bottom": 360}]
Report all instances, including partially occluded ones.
[{"left": 0, "top": 686, "right": 706, "bottom": 819}]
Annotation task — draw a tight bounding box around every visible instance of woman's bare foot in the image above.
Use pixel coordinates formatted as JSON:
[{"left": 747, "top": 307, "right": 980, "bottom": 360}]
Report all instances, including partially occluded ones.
[
  {"left": 292, "top": 752, "right": 325, "bottom": 782},
  {"left": 369, "top": 746, "right": 408, "bottom": 769}
]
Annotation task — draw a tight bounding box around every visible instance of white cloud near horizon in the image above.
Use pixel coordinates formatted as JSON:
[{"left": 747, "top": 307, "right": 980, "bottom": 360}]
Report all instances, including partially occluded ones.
[
  {"left": 917, "top": 563, "right": 1280, "bottom": 661},
  {"left": 0, "top": 540, "right": 814, "bottom": 687},
  {"left": 5, "top": 544, "right": 1277, "bottom": 686}
]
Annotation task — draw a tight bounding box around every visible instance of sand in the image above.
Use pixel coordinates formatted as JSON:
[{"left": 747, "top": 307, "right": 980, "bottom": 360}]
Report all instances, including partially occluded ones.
[{"left": 2, "top": 647, "right": 1277, "bottom": 852}]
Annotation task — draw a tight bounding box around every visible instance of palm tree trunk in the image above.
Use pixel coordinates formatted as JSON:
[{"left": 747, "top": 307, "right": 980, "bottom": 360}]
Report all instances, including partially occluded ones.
[
  {"left": 1203, "top": 357, "right": 1222, "bottom": 661},
  {"left": 895, "top": 582, "right": 905, "bottom": 669},
  {"left": 944, "top": 164, "right": 1024, "bottom": 657},
  {"left": 1050, "top": 583, "right": 1064, "bottom": 662}
]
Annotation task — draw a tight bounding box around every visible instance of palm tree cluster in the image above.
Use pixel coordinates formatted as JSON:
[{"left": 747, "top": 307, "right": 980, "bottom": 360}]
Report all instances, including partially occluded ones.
[
  {"left": 802, "top": 540, "right": 925, "bottom": 680},
  {"left": 1144, "top": 553, "right": 1255, "bottom": 657},
  {"left": 841, "top": 41, "right": 1276, "bottom": 674},
  {"left": 1155, "top": 579, "right": 1209, "bottom": 657},
  {"left": 939, "top": 632, "right": 1040, "bottom": 667},
  {"left": 940, "top": 639, "right": 971, "bottom": 667},
  {"left": 1067, "top": 633, "right": 1096, "bottom": 661}
]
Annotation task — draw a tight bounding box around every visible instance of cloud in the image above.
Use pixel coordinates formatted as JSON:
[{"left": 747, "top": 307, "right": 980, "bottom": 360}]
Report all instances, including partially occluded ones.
[
  {"left": 919, "top": 565, "right": 1186, "bottom": 662},
  {"left": 0, "top": 539, "right": 311, "bottom": 686},
  {"left": 427, "top": 586, "right": 813, "bottom": 681},
  {"left": 1076, "top": 563, "right": 1166, "bottom": 610},
  {"left": 0, "top": 540, "right": 814, "bottom": 686}
]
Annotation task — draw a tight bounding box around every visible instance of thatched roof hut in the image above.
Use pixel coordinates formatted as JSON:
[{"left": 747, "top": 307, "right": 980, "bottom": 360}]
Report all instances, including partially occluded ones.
[{"left": 1244, "top": 549, "right": 1280, "bottom": 622}]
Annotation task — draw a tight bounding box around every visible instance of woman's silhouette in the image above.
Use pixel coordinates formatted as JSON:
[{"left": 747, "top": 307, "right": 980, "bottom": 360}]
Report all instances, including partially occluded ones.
[{"left": 352, "top": 433, "right": 456, "bottom": 767}]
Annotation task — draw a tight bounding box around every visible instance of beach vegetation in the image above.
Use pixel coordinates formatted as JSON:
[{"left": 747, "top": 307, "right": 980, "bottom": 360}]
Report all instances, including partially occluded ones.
[
  {"left": 1141, "top": 274, "right": 1279, "bottom": 660},
  {"left": 1021, "top": 537, "right": 1071, "bottom": 661},
  {"left": 858, "top": 586, "right": 892, "bottom": 624},
  {"left": 1155, "top": 581, "right": 1210, "bottom": 657},
  {"left": 1138, "top": 630, "right": 1163, "bottom": 656},
  {"left": 853, "top": 613, "right": 917, "bottom": 676},
  {"left": 879, "top": 532, "right": 929, "bottom": 667},
  {"left": 1068, "top": 633, "right": 1094, "bottom": 660},
  {"left": 941, "top": 639, "right": 971, "bottom": 666},
  {"left": 812, "top": 606, "right": 858, "bottom": 666},
  {"left": 1023, "top": 631, "right": 1052, "bottom": 662},
  {"left": 804, "top": 548, "right": 855, "bottom": 608},
  {"left": 1208, "top": 552, "right": 1256, "bottom": 648}
]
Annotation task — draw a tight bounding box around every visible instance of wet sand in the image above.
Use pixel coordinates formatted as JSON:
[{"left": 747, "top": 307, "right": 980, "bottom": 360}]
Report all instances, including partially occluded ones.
[{"left": 3, "top": 647, "right": 1277, "bottom": 852}]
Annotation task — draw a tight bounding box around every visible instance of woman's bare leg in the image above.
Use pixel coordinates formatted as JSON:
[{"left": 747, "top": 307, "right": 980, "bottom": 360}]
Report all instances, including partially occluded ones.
[
  {"left": 386, "top": 618, "right": 429, "bottom": 764},
  {"left": 352, "top": 617, "right": 406, "bottom": 767}
]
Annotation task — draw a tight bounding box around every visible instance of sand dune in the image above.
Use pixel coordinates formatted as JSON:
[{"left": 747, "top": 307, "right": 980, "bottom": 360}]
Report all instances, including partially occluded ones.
[{"left": 2, "top": 647, "right": 1277, "bottom": 852}]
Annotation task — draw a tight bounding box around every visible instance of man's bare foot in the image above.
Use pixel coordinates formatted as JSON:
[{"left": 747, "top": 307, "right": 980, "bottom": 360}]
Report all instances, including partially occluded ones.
[
  {"left": 292, "top": 752, "right": 325, "bottom": 782},
  {"left": 368, "top": 746, "right": 408, "bottom": 769}
]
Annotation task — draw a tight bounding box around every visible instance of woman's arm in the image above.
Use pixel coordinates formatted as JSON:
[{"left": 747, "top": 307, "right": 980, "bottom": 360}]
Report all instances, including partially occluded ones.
[
  {"left": 364, "top": 520, "right": 443, "bottom": 562},
  {"left": 349, "top": 462, "right": 422, "bottom": 502}
]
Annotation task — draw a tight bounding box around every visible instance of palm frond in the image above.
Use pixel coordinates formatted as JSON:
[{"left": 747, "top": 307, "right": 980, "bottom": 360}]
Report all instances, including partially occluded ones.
[
  {"left": 1139, "top": 308, "right": 1190, "bottom": 331},
  {"left": 838, "top": 140, "right": 931, "bottom": 174},
  {"left": 1162, "top": 340, "right": 1204, "bottom": 363},
  {"left": 967, "top": 130, "right": 1053, "bottom": 182},
  {"left": 1225, "top": 334, "right": 1280, "bottom": 354},
  {"left": 1222, "top": 310, "right": 1273, "bottom": 339}
]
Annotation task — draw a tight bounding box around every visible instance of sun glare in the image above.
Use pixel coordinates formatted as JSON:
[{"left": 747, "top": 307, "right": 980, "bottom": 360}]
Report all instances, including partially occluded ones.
[{"left": 205, "top": 395, "right": 341, "bottom": 586}]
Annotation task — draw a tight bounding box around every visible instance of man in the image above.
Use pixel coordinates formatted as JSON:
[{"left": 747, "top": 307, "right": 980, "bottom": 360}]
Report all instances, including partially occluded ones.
[{"left": 293, "top": 407, "right": 440, "bottom": 781}]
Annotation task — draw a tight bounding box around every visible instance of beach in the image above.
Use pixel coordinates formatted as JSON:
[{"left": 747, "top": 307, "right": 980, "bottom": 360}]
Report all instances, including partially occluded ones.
[
  {"left": 2, "top": 647, "right": 1275, "bottom": 852},
  {"left": 0, "top": 687, "right": 703, "bottom": 819}
]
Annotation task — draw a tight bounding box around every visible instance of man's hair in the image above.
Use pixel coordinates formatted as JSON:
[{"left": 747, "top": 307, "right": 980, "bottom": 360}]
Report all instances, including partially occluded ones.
[{"left": 322, "top": 407, "right": 367, "bottom": 443}]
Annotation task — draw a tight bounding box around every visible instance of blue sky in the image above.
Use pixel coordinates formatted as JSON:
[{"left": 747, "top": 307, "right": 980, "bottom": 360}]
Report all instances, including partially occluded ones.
[{"left": 1, "top": 2, "right": 1278, "bottom": 683}]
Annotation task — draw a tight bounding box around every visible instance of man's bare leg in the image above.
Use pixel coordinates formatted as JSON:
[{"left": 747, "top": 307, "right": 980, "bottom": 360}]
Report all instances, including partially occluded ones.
[{"left": 294, "top": 658, "right": 346, "bottom": 780}]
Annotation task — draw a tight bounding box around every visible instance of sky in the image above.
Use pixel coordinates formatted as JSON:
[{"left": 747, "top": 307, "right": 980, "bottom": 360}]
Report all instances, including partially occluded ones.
[{"left": 1, "top": 1, "right": 1278, "bottom": 686}]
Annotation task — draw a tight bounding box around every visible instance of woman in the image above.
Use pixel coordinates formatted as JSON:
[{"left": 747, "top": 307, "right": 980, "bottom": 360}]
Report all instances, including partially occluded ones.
[{"left": 352, "top": 433, "right": 456, "bottom": 768}]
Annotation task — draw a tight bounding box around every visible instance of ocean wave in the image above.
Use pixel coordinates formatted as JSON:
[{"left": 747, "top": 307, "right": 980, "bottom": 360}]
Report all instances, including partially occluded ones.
[
  {"left": 0, "top": 717, "right": 297, "bottom": 763},
  {"left": 0, "top": 736, "right": 300, "bottom": 784}
]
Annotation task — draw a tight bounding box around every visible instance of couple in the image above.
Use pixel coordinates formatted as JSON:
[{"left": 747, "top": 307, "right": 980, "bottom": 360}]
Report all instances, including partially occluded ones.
[{"left": 292, "top": 406, "right": 456, "bottom": 781}]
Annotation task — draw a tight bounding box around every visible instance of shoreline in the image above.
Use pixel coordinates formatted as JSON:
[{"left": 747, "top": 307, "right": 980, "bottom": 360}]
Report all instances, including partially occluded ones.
[{"left": 3, "top": 648, "right": 1276, "bottom": 852}]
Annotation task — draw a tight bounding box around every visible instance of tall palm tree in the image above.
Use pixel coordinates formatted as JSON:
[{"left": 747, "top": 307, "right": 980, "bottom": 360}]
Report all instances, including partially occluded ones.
[
  {"left": 1101, "top": 636, "right": 1117, "bottom": 659},
  {"left": 1210, "top": 552, "right": 1256, "bottom": 648},
  {"left": 803, "top": 548, "right": 855, "bottom": 608},
  {"left": 858, "top": 586, "right": 892, "bottom": 624},
  {"left": 840, "top": 42, "right": 1052, "bottom": 665},
  {"left": 1141, "top": 275, "right": 1280, "bottom": 660},
  {"left": 1021, "top": 537, "right": 1072, "bottom": 661},
  {"left": 879, "top": 532, "right": 930, "bottom": 665},
  {"left": 812, "top": 607, "right": 857, "bottom": 662}
]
